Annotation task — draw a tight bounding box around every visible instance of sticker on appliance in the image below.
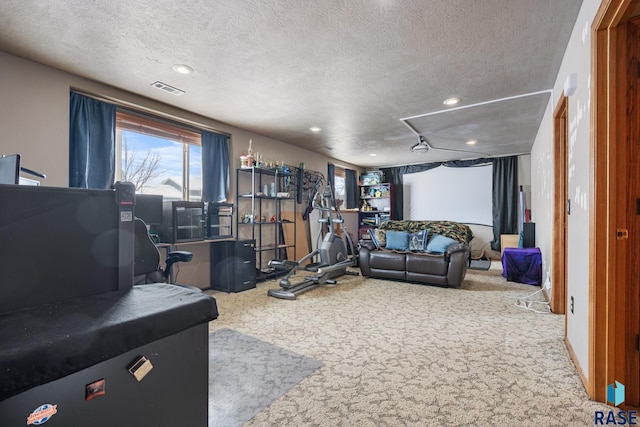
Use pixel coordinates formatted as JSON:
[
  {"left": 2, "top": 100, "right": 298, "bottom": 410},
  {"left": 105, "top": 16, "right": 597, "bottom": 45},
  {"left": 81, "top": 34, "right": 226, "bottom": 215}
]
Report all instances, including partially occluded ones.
[{"left": 26, "top": 403, "right": 58, "bottom": 425}]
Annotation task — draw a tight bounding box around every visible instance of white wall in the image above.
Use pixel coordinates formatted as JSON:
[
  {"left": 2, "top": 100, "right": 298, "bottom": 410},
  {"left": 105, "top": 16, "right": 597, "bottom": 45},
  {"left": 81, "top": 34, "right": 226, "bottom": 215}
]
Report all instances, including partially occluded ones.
[{"left": 530, "top": 0, "right": 600, "bottom": 378}]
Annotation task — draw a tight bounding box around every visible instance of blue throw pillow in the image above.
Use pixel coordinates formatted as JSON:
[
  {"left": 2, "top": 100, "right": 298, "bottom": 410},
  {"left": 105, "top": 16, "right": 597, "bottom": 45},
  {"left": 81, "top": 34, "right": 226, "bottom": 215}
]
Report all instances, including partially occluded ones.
[
  {"left": 409, "top": 229, "right": 429, "bottom": 251},
  {"left": 426, "top": 234, "right": 458, "bottom": 254},
  {"left": 385, "top": 230, "right": 410, "bottom": 251}
]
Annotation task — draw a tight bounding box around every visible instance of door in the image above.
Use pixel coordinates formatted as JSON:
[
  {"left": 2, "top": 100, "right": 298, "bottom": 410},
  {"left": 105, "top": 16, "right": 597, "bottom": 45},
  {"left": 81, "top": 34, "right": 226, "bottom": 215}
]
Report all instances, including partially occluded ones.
[
  {"left": 626, "top": 17, "right": 640, "bottom": 407},
  {"left": 552, "top": 95, "right": 568, "bottom": 315}
]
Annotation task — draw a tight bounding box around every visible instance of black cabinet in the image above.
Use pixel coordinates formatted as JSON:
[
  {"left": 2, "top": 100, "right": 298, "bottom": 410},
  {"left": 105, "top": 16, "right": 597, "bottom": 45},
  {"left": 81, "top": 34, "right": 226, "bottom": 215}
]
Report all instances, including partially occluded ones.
[
  {"left": 210, "top": 239, "right": 256, "bottom": 292},
  {"left": 205, "top": 202, "right": 233, "bottom": 240}
]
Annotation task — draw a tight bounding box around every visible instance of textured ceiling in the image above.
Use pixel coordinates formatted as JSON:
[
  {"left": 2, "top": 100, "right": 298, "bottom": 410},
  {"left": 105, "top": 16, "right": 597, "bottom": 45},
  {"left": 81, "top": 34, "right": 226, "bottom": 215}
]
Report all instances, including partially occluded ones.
[{"left": 0, "top": 0, "right": 582, "bottom": 167}]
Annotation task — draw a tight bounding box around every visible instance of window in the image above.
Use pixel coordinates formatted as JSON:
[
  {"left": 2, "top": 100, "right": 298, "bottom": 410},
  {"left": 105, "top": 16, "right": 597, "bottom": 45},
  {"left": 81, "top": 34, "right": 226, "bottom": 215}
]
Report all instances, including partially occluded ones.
[
  {"left": 333, "top": 166, "right": 346, "bottom": 208},
  {"left": 115, "top": 110, "right": 202, "bottom": 201}
]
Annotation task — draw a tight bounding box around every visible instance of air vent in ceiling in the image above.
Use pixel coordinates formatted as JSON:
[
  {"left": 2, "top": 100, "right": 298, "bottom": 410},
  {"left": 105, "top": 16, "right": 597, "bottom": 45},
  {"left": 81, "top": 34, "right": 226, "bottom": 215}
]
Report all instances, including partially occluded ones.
[{"left": 150, "top": 81, "right": 185, "bottom": 96}]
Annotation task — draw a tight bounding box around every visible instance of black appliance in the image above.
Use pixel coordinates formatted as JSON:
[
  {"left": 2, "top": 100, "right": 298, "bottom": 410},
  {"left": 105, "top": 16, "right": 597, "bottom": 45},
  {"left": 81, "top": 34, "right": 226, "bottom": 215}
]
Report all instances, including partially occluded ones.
[
  {"left": 157, "top": 201, "right": 205, "bottom": 243},
  {"left": 205, "top": 202, "right": 234, "bottom": 240}
]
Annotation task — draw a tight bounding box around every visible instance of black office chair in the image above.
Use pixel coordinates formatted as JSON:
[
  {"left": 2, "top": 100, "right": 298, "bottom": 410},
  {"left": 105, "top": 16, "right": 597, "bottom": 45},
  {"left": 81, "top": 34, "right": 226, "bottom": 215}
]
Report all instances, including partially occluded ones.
[{"left": 133, "top": 218, "right": 193, "bottom": 285}]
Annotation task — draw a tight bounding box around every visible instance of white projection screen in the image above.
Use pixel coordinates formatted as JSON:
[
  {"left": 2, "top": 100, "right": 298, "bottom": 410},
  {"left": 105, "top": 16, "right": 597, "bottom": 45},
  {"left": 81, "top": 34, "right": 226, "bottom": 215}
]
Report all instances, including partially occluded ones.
[{"left": 403, "top": 164, "right": 493, "bottom": 225}]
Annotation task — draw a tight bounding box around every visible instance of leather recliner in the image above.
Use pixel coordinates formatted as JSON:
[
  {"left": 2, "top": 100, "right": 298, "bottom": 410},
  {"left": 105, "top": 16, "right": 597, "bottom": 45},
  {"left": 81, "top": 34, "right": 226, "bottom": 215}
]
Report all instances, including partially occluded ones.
[{"left": 359, "top": 240, "right": 470, "bottom": 288}]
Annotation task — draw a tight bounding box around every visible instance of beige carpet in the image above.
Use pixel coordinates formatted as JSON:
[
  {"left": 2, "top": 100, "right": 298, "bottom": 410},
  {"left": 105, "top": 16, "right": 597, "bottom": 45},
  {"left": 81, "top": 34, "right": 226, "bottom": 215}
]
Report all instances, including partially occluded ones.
[{"left": 206, "top": 263, "right": 609, "bottom": 426}]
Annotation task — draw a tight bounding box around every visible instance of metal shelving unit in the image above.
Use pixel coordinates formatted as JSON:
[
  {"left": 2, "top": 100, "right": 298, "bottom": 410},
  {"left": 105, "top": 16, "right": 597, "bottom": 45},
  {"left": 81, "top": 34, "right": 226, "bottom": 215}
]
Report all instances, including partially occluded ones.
[{"left": 236, "top": 167, "right": 296, "bottom": 281}]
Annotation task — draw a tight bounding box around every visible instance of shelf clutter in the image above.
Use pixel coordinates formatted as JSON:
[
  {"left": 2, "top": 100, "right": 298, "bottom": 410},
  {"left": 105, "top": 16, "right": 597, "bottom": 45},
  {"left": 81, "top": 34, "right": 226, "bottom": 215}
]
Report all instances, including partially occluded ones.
[{"left": 358, "top": 171, "right": 393, "bottom": 241}]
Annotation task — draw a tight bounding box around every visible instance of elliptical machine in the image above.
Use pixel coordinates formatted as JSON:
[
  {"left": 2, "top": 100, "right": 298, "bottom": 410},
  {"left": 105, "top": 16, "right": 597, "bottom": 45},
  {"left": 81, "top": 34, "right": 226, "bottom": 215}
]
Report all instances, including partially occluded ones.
[{"left": 267, "top": 179, "right": 358, "bottom": 300}]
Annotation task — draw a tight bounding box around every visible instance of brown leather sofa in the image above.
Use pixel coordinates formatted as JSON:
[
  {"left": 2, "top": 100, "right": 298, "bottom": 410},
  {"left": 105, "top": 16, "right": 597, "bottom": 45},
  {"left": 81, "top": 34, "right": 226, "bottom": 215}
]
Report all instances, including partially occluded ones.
[{"left": 358, "top": 220, "right": 472, "bottom": 288}]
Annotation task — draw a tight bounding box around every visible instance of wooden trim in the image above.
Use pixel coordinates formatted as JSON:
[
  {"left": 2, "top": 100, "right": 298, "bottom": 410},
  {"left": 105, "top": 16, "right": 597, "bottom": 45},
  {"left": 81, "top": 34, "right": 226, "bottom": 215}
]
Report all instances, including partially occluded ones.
[
  {"left": 589, "top": 0, "right": 639, "bottom": 404},
  {"left": 613, "top": 21, "right": 630, "bottom": 402},
  {"left": 590, "top": 4, "right": 615, "bottom": 404},
  {"left": 566, "top": 336, "right": 588, "bottom": 388},
  {"left": 551, "top": 94, "right": 568, "bottom": 315},
  {"left": 596, "top": 0, "right": 637, "bottom": 28},
  {"left": 541, "top": 287, "right": 551, "bottom": 303}
]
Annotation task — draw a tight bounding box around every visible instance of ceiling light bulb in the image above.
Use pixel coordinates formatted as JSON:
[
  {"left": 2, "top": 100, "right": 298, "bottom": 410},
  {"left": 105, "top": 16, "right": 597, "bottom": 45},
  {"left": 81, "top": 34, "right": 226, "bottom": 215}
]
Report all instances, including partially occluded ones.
[
  {"left": 369, "top": 153, "right": 377, "bottom": 157},
  {"left": 172, "top": 64, "right": 194, "bottom": 74},
  {"left": 443, "top": 97, "right": 460, "bottom": 106},
  {"left": 466, "top": 139, "right": 478, "bottom": 145},
  {"left": 310, "top": 126, "right": 322, "bottom": 132}
]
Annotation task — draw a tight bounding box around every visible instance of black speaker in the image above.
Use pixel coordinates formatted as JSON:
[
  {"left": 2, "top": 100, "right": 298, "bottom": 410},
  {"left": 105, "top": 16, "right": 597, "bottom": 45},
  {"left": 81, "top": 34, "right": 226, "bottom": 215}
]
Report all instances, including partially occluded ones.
[{"left": 523, "top": 222, "right": 536, "bottom": 248}]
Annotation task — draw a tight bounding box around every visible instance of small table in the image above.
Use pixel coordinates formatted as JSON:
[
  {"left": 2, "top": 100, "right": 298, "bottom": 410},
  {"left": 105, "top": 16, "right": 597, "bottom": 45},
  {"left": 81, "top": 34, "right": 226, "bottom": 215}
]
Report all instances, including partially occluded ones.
[{"left": 502, "top": 247, "right": 542, "bottom": 285}]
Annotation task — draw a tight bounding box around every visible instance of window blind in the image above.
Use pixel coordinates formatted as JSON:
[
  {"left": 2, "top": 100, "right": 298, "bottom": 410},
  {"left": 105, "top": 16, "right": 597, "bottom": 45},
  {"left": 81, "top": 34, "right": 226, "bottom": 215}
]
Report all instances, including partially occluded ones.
[{"left": 116, "top": 110, "right": 201, "bottom": 145}]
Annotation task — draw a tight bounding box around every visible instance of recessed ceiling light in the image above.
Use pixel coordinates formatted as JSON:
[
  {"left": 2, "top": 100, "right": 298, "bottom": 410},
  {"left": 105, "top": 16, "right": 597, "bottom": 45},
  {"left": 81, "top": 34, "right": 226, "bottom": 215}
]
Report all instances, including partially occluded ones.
[
  {"left": 369, "top": 153, "right": 377, "bottom": 157},
  {"left": 443, "top": 97, "right": 460, "bottom": 106},
  {"left": 466, "top": 139, "right": 478, "bottom": 145},
  {"left": 172, "top": 64, "right": 194, "bottom": 74},
  {"left": 310, "top": 126, "right": 322, "bottom": 132}
]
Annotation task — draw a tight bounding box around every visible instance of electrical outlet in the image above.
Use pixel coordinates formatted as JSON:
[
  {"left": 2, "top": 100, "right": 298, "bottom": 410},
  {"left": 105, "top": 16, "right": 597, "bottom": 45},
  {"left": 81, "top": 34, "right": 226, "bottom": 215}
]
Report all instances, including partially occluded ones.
[{"left": 570, "top": 296, "right": 574, "bottom": 314}]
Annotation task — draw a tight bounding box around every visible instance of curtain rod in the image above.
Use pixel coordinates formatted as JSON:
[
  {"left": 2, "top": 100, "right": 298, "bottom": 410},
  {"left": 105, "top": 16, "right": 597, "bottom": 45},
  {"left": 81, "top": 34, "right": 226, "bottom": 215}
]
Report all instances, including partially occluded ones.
[{"left": 70, "top": 88, "right": 231, "bottom": 137}]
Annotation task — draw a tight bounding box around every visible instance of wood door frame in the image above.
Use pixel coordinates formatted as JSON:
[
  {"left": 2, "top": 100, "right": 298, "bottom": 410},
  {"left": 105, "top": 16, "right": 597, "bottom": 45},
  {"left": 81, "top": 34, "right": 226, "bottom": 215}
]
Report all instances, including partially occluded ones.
[
  {"left": 624, "top": 16, "right": 640, "bottom": 407},
  {"left": 590, "top": 0, "right": 639, "bottom": 405},
  {"left": 552, "top": 95, "right": 568, "bottom": 315}
]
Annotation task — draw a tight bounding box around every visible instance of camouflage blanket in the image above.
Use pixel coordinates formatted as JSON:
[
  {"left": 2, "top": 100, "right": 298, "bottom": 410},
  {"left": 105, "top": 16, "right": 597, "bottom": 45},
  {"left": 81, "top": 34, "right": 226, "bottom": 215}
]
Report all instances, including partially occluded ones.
[{"left": 378, "top": 220, "right": 473, "bottom": 244}]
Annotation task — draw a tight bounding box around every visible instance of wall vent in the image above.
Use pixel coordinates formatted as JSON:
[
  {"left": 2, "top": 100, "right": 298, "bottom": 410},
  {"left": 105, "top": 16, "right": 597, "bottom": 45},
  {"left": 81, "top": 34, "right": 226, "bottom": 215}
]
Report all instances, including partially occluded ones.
[{"left": 150, "top": 81, "right": 185, "bottom": 96}]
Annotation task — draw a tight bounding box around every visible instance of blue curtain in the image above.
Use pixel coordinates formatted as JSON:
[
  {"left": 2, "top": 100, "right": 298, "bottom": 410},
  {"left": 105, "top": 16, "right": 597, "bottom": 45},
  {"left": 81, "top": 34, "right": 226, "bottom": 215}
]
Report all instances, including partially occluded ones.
[
  {"left": 327, "top": 163, "right": 335, "bottom": 188},
  {"left": 69, "top": 92, "right": 116, "bottom": 188},
  {"left": 202, "top": 130, "right": 230, "bottom": 202},
  {"left": 345, "top": 168, "right": 358, "bottom": 209},
  {"left": 491, "top": 156, "right": 519, "bottom": 250}
]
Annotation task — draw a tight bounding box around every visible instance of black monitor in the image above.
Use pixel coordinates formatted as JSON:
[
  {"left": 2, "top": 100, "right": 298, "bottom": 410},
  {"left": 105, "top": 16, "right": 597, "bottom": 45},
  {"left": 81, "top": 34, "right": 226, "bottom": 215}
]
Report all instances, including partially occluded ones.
[
  {"left": 135, "top": 194, "right": 164, "bottom": 225},
  {"left": 0, "top": 154, "right": 20, "bottom": 185}
]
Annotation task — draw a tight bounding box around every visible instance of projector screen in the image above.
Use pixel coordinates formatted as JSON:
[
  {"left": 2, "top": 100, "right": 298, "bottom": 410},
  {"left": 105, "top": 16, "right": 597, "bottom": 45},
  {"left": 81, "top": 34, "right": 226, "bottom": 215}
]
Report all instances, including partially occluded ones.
[{"left": 403, "top": 164, "right": 493, "bottom": 225}]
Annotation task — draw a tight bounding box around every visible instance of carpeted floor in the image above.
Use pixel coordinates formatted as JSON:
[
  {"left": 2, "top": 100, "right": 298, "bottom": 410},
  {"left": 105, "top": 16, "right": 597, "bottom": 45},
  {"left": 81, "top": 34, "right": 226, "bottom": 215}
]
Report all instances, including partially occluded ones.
[{"left": 206, "top": 263, "right": 609, "bottom": 426}]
